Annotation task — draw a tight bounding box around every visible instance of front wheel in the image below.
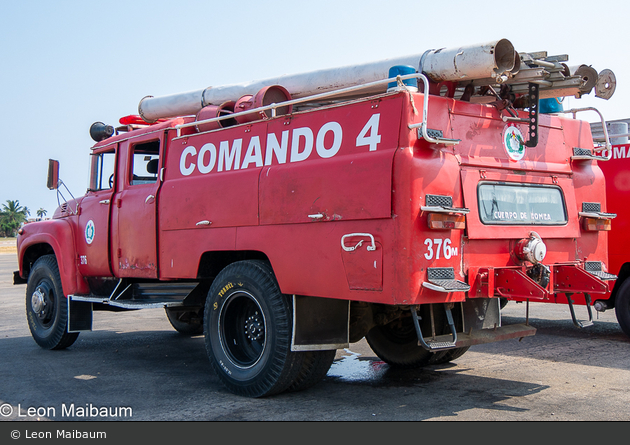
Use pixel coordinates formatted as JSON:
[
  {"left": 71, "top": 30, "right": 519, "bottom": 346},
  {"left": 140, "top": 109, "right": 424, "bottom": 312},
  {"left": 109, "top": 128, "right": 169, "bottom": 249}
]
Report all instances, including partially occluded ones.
[
  {"left": 25, "top": 255, "right": 79, "bottom": 350},
  {"left": 203, "top": 260, "right": 303, "bottom": 397},
  {"left": 615, "top": 279, "right": 630, "bottom": 337}
]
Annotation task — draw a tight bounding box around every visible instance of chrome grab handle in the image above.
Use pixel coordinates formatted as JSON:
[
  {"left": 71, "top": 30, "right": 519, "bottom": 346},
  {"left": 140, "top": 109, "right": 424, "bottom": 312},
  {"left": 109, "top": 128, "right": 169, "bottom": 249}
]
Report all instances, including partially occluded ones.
[{"left": 341, "top": 233, "right": 376, "bottom": 252}]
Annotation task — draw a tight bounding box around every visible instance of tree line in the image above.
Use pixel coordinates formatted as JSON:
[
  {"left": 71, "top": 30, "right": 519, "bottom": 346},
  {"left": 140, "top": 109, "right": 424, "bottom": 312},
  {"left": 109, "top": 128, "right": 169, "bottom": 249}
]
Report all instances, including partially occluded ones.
[{"left": 0, "top": 200, "right": 48, "bottom": 237}]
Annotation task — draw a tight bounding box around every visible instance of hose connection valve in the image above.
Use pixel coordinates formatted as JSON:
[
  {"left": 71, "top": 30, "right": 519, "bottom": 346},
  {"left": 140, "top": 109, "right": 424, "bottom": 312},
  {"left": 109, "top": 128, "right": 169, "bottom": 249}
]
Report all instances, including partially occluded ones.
[{"left": 515, "top": 231, "right": 547, "bottom": 265}]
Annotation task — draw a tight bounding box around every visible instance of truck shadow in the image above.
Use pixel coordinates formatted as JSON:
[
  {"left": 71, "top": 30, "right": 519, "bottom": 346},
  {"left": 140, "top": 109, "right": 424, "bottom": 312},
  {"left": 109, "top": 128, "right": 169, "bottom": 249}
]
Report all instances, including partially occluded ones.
[{"left": 0, "top": 322, "right": 625, "bottom": 421}]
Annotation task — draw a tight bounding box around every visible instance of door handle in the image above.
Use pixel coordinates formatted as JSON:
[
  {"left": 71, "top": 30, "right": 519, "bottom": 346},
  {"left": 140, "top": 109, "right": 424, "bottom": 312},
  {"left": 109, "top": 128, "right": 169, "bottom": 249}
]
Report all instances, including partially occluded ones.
[
  {"left": 145, "top": 195, "right": 155, "bottom": 204},
  {"left": 99, "top": 199, "right": 110, "bottom": 205}
]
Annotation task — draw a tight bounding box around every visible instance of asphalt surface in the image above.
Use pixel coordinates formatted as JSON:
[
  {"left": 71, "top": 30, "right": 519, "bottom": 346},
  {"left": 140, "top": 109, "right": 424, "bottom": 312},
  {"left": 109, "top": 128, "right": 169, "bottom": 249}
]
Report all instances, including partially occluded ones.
[{"left": 1, "top": 251, "right": 629, "bottom": 422}]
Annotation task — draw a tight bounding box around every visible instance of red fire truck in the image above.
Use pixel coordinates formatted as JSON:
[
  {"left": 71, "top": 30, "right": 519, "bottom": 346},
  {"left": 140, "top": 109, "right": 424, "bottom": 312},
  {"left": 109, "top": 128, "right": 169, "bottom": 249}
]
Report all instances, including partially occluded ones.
[
  {"left": 14, "top": 39, "right": 619, "bottom": 397},
  {"left": 588, "top": 135, "right": 630, "bottom": 336}
]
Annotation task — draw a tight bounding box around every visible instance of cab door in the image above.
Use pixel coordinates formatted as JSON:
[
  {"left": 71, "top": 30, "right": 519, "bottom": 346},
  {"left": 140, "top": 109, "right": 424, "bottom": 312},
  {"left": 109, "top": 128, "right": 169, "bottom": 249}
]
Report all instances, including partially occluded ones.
[
  {"left": 76, "top": 146, "right": 116, "bottom": 277},
  {"left": 110, "top": 135, "right": 162, "bottom": 278}
]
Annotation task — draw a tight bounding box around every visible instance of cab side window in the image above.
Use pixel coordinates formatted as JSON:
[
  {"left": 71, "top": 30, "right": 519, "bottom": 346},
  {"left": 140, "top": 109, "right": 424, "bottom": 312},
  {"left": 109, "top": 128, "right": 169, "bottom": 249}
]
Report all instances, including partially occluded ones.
[
  {"left": 89, "top": 150, "right": 116, "bottom": 191},
  {"left": 131, "top": 141, "right": 160, "bottom": 185}
]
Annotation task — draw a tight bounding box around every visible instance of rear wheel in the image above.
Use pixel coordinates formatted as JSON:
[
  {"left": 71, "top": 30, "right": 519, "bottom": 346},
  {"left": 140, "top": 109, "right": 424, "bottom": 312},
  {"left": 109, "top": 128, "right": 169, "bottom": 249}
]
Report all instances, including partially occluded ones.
[
  {"left": 25, "top": 255, "right": 79, "bottom": 350},
  {"left": 615, "top": 279, "right": 630, "bottom": 337},
  {"left": 430, "top": 346, "right": 470, "bottom": 364},
  {"left": 366, "top": 307, "right": 446, "bottom": 368},
  {"left": 203, "top": 260, "right": 303, "bottom": 397},
  {"left": 287, "top": 350, "right": 336, "bottom": 392}
]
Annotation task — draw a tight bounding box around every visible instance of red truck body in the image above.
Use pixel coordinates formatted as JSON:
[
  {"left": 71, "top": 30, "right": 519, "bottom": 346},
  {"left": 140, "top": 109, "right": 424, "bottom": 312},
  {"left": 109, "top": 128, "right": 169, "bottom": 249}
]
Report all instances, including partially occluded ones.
[
  {"left": 14, "top": 41, "right": 620, "bottom": 397},
  {"left": 591, "top": 142, "right": 630, "bottom": 335}
]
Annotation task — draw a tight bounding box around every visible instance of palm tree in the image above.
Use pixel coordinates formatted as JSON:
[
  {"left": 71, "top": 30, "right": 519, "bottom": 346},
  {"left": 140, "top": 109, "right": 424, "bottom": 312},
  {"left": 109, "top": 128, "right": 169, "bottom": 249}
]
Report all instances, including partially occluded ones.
[
  {"left": 36, "top": 208, "right": 47, "bottom": 220},
  {"left": 0, "top": 200, "right": 29, "bottom": 237}
]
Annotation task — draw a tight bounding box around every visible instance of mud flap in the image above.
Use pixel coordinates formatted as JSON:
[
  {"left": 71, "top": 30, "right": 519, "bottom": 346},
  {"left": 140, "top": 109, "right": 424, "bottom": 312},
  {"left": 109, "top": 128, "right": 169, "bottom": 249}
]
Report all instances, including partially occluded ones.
[
  {"left": 68, "top": 298, "right": 93, "bottom": 333},
  {"left": 291, "top": 295, "right": 349, "bottom": 351}
]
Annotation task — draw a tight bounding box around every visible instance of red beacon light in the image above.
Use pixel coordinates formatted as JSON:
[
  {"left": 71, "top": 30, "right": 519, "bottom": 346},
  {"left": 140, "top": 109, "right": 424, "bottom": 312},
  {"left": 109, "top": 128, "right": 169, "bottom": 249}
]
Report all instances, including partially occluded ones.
[
  {"left": 119, "top": 115, "right": 151, "bottom": 126},
  {"left": 118, "top": 115, "right": 171, "bottom": 126}
]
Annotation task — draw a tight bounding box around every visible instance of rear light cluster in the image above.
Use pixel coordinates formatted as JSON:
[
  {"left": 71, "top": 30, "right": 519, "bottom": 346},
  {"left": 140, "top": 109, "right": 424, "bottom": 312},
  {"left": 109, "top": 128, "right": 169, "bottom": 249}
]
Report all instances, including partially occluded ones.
[
  {"left": 583, "top": 218, "right": 611, "bottom": 231},
  {"left": 422, "top": 194, "right": 469, "bottom": 230},
  {"left": 579, "top": 202, "right": 615, "bottom": 232},
  {"left": 427, "top": 213, "right": 465, "bottom": 230}
]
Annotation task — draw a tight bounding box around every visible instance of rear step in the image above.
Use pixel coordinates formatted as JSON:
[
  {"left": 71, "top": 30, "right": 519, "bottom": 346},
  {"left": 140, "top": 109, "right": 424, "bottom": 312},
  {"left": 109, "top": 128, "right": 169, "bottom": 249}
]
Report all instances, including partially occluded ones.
[
  {"left": 566, "top": 293, "right": 594, "bottom": 328},
  {"left": 422, "top": 267, "right": 471, "bottom": 293},
  {"left": 410, "top": 304, "right": 537, "bottom": 351},
  {"left": 411, "top": 304, "right": 458, "bottom": 351}
]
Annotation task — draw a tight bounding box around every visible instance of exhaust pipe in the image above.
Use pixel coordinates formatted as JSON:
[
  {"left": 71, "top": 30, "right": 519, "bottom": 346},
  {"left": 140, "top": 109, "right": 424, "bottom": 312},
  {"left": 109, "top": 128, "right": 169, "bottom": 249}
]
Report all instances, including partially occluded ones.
[{"left": 138, "top": 39, "right": 516, "bottom": 122}]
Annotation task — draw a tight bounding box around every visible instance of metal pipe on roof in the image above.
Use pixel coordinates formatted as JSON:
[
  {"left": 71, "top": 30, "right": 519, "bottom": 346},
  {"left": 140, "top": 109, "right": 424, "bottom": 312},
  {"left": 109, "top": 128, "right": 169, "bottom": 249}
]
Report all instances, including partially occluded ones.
[{"left": 138, "top": 39, "right": 516, "bottom": 122}]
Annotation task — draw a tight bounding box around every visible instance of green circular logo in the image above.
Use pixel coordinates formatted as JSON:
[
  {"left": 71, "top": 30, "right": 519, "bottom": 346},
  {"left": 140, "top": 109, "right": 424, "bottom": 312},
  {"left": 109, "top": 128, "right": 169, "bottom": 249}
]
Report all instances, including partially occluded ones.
[
  {"left": 504, "top": 126, "right": 525, "bottom": 161},
  {"left": 85, "top": 220, "right": 95, "bottom": 245}
]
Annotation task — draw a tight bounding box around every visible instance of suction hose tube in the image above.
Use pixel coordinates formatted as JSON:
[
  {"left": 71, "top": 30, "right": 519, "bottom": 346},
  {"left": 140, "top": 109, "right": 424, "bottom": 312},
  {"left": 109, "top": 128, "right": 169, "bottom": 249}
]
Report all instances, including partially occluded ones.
[{"left": 138, "top": 39, "right": 516, "bottom": 122}]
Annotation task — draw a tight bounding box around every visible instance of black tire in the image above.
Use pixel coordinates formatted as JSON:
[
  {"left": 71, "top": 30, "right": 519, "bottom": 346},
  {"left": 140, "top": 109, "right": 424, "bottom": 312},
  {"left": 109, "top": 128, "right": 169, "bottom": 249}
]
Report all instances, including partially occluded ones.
[
  {"left": 287, "top": 350, "right": 336, "bottom": 393},
  {"left": 615, "top": 279, "right": 630, "bottom": 337},
  {"left": 430, "top": 346, "right": 470, "bottom": 364},
  {"left": 203, "top": 260, "right": 303, "bottom": 397},
  {"left": 366, "top": 306, "right": 448, "bottom": 369},
  {"left": 499, "top": 298, "right": 509, "bottom": 309},
  {"left": 25, "top": 255, "right": 79, "bottom": 350},
  {"left": 165, "top": 307, "right": 204, "bottom": 335}
]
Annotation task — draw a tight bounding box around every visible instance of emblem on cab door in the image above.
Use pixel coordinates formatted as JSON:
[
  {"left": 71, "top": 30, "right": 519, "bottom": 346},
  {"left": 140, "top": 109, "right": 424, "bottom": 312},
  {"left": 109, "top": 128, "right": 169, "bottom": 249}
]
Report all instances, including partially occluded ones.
[{"left": 85, "top": 220, "right": 95, "bottom": 245}]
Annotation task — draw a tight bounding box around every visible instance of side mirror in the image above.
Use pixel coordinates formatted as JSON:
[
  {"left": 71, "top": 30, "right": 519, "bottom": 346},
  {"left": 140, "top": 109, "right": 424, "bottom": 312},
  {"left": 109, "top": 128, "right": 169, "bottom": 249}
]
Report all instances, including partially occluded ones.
[{"left": 47, "top": 159, "right": 59, "bottom": 190}]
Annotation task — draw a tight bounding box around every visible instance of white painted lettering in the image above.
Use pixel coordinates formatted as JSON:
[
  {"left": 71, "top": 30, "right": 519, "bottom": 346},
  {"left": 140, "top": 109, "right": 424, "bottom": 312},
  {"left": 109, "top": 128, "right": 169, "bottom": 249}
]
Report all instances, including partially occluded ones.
[
  {"left": 614, "top": 145, "right": 626, "bottom": 159},
  {"left": 218, "top": 139, "right": 242, "bottom": 171},
  {"left": 241, "top": 136, "right": 263, "bottom": 169},
  {"left": 356, "top": 113, "right": 381, "bottom": 151},
  {"left": 177, "top": 119, "right": 374, "bottom": 176},
  {"left": 180, "top": 146, "right": 197, "bottom": 176},
  {"left": 290, "top": 127, "right": 314, "bottom": 162},
  {"left": 316, "top": 122, "right": 342, "bottom": 158},
  {"left": 265, "top": 130, "right": 289, "bottom": 165},
  {"left": 197, "top": 143, "right": 217, "bottom": 174}
]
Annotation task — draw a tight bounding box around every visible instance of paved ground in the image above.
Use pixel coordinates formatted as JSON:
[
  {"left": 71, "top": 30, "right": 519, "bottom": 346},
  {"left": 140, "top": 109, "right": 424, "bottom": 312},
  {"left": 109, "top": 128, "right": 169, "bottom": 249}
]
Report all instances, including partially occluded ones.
[{"left": 1, "top": 251, "right": 629, "bottom": 423}]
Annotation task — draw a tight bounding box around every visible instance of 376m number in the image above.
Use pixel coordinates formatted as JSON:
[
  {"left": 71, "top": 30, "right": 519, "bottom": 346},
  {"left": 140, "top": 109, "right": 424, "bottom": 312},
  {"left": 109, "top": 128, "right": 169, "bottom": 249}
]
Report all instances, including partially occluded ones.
[{"left": 424, "top": 238, "right": 458, "bottom": 260}]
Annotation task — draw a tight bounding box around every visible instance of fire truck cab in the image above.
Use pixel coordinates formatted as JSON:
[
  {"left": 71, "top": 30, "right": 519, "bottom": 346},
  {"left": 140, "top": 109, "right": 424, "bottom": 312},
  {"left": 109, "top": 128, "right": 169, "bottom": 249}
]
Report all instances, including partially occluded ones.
[{"left": 15, "top": 39, "right": 620, "bottom": 397}]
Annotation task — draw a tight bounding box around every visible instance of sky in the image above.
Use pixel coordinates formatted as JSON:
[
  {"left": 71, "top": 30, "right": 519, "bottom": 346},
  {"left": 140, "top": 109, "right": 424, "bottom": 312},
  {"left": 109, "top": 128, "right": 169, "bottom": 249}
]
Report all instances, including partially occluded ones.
[{"left": 1, "top": 0, "right": 629, "bottom": 217}]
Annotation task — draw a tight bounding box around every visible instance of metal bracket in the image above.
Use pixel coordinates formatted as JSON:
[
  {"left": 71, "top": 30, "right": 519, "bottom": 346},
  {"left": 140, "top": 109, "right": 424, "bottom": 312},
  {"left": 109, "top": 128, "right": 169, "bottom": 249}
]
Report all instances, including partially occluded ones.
[{"left": 525, "top": 82, "right": 539, "bottom": 147}]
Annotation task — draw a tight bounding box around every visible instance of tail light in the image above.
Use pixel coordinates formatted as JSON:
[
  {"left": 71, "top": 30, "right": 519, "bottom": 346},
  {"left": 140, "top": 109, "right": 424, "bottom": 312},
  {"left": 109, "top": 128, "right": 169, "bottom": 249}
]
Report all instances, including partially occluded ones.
[
  {"left": 427, "top": 213, "right": 465, "bottom": 230},
  {"left": 583, "top": 217, "right": 611, "bottom": 231}
]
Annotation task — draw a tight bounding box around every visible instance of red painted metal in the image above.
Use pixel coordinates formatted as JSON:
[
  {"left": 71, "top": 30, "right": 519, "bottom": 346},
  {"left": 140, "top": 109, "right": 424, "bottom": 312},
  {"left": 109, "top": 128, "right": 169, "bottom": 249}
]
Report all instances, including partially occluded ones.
[
  {"left": 552, "top": 264, "right": 608, "bottom": 295},
  {"left": 234, "top": 85, "right": 292, "bottom": 124}
]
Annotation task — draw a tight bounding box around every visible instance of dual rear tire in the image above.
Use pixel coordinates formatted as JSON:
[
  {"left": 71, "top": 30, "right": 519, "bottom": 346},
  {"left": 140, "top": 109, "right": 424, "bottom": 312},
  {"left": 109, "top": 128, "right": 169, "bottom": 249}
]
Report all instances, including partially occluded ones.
[
  {"left": 366, "top": 305, "right": 469, "bottom": 368},
  {"left": 203, "top": 260, "right": 334, "bottom": 397}
]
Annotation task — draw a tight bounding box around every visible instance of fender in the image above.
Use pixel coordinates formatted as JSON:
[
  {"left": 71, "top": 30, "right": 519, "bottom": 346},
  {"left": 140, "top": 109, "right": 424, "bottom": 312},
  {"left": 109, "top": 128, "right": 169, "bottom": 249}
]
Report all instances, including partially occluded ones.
[{"left": 17, "top": 218, "right": 90, "bottom": 296}]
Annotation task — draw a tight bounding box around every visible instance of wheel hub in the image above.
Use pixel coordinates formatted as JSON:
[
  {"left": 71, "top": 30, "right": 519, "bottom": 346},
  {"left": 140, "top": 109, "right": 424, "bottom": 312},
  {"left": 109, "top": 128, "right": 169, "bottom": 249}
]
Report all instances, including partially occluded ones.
[
  {"left": 245, "top": 312, "right": 264, "bottom": 341},
  {"left": 31, "top": 287, "right": 47, "bottom": 315}
]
